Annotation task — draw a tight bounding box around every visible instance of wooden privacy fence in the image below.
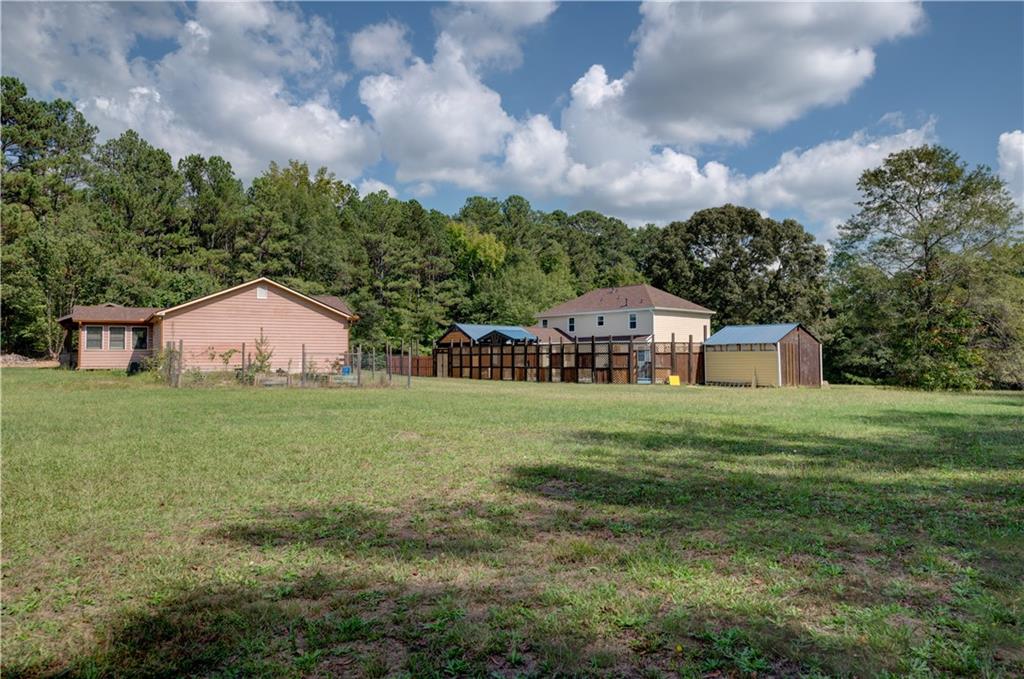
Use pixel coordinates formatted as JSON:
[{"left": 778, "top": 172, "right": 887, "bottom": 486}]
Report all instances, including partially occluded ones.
[
  {"left": 388, "top": 354, "right": 433, "bottom": 377},
  {"left": 434, "top": 336, "right": 704, "bottom": 384}
]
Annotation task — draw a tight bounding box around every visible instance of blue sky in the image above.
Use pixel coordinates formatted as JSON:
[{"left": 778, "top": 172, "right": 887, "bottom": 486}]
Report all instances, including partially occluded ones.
[{"left": 3, "top": 2, "right": 1022, "bottom": 238}]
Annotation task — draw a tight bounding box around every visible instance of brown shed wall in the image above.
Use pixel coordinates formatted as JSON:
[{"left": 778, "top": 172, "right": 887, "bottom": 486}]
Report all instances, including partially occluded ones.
[{"left": 778, "top": 326, "right": 822, "bottom": 387}]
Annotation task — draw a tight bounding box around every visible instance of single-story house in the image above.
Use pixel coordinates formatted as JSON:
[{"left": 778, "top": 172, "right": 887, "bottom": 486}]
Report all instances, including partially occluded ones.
[
  {"left": 58, "top": 278, "right": 356, "bottom": 373},
  {"left": 536, "top": 284, "right": 714, "bottom": 343},
  {"left": 704, "top": 323, "right": 822, "bottom": 387}
]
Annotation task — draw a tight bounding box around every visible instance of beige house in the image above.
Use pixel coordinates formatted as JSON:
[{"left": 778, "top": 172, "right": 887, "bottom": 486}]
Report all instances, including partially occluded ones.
[
  {"left": 536, "top": 284, "right": 714, "bottom": 343},
  {"left": 59, "top": 278, "right": 356, "bottom": 372}
]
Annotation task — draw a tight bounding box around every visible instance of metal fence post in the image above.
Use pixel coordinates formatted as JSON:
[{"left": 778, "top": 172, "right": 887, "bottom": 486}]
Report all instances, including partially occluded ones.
[
  {"left": 176, "top": 339, "right": 183, "bottom": 387},
  {"left": 357, "top": 345, "right": 362, "bottom": 387},
  {"left": 687, "top": 334, "right": 693, "bottom": 384},
  {"left": 301, "top": 344, "right": 306, "bottom": 387},
  {"left": 407, "top": 339, "right": 413, "bottom": 388}
]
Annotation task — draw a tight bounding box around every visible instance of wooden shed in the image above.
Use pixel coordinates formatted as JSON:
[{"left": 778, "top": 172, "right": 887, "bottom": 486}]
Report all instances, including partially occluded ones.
[{"left": 704, "top": 323, "right": 822, "bottom": 387}]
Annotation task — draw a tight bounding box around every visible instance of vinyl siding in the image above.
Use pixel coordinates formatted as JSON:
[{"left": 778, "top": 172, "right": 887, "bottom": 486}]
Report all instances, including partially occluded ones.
[
  {"left": 542, "top": 310, "right": 653, "bottom": 338},
  {"left": 159, "top": 282, "right": 349, "bottom": 372},
  {"left": 651, "top": 310, "right": 710, "bottom": 343},
  {"left": 705, "top": 348, "right": 780, "bottom": 387},
  {"left": 77, "top": 325, "right": 154, "bottom": 370}
]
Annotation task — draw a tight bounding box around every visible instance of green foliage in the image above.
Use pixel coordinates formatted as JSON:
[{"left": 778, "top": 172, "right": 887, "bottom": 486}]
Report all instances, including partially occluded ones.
[
  {"left": 8, "top": 79, "right": 1015, "bottom": 390},
  {"left": 644, "top": 205, "right": 829, "bottom": 328},
  {"left": 831, "top": 145, "right": 1023, "bottom": 389}
]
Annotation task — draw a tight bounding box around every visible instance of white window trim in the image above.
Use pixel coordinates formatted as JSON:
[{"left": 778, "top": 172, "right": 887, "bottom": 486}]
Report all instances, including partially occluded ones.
[
  {"left": 84, "top": 325, "right": 103, "bottom": 351},
  {"left": 568, "top": 317, "right": 575, "bottom": 332},
  {"left": 256, "top": 285, "right": 268, "bottom": 299},
  {"left": 109, "top": 325, "right": 127, "bottom": 351},
  {"left": 131, "top": 326, "right": 149, "bottom": 351},
  {"left": 541, "top": 319, "right": 548, "bottom": 328},
  {"left": 596, "top": 315, "right": 605, "bottom": 327},
  {"left": 628, "top": 313, "right": 637, "bottom": 330}
]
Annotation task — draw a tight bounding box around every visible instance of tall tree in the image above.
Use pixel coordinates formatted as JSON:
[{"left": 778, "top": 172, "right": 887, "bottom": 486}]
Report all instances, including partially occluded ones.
[
  {"left": 831, "top": 145, "right": 1022, "bottom": 389},
  {"left": 645, "top": 205, "right": 828, "bottom": 328}
]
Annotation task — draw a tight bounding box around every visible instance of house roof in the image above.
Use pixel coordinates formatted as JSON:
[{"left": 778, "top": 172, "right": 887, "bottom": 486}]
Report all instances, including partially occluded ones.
[
  {"left": 523, "top": 326, "right": 574, "bottom": 343},
  {"left": 57, "top": 279, "right": 357, "bottom": 327},
  {"left": 156, "top": 278, "right": 356, "bottom": 320},
  {"left": 450, "top": 323, "right": 537, "bottom": 342},
  {"left": 538, "top": 284, "right": 713, "bottom": 317},
  {"left": 58, "top": 304, "right": 160, "bottom": 326},
  {"left": 705, "top": 323, "right": 800, "bottom": 346},
  {"left": 312, "top": 294, "right": 355, "bottom": 317}
]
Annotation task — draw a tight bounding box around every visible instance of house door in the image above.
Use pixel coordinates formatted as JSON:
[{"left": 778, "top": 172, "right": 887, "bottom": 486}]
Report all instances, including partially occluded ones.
[
  {"left": 636, "top": 348, "right": 651, "bottom": 384},
  {"left": 436, "top": 350, "right": 448, "bottom": 378}
]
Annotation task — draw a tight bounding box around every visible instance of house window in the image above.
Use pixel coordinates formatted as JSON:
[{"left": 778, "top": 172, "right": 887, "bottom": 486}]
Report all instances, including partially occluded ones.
[
  {"left": 597, "top": 315, "right": 605, "bottom": 327},
  {"left": 85, "top": 326, "right": 103, "bottom": 350},
  {"left": 542, "top": 319, "right": 548, "bottom": 328},
  {"left": 109, "top": 326, "right": 126, "bottom": 351},
  {"left": 132, "top": 327, "right": 148, "bottom": 350},
  {"left": 568, "top": 317, "right": 575, "bottom": 332},
  {"left": 628, "top": 313, "right": 637, "bottom": 329},
  {"left": 256, "top": 285, "right": 268, "bottom": 299}
]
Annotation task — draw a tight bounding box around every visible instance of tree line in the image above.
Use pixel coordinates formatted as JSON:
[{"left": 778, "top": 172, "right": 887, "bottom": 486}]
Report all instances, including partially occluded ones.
[{"left": 3, "top": 77, "right": 1021, "bottom": 389}]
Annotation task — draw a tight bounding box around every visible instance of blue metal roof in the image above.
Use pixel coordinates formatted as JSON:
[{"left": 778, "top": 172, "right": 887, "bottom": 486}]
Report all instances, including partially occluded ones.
[
  {"left": 453, "top": 323, "right": 537, "bottom": 342},
  {"left": 705, "top": 323, "right": 799, "bottom": 346}
]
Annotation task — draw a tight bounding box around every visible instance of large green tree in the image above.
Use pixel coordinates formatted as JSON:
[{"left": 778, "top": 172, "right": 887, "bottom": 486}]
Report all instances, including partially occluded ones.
[
  {"left": 644, "top": 205, "right": 828, "bottom": 328},
  {"left": 830, "top": 145, "right": 1022, "bottom": 389}
]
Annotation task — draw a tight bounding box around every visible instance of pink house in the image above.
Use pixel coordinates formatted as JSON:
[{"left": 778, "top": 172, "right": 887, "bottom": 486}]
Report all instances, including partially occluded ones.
[{"left": 58, "top": 278, "right": 357, "bottom": 373}]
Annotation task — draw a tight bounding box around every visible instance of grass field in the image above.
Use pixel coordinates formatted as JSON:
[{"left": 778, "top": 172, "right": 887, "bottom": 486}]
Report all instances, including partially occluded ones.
[{"left": 2, "top": 369, "right": 1022, "bottom": 677}]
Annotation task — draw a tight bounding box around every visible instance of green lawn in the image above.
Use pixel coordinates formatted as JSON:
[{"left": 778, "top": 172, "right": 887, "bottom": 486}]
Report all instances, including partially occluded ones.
[{"left": 2, "top": 369, "right": 1022, "bottom": 677}]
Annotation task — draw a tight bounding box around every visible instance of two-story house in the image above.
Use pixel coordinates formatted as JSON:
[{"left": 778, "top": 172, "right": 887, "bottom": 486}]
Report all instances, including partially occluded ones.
[{"left": 535, "top": 284, "right": 714, "bottom": 343}]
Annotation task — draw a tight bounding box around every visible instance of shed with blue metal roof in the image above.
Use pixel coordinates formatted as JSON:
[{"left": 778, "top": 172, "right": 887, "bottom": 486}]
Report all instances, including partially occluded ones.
[
  {"left": 704, "top": 323, "right": 822, "bottom": 387},
  {"left": 436, "top": 323, "right": 539, "bottom": 346}
]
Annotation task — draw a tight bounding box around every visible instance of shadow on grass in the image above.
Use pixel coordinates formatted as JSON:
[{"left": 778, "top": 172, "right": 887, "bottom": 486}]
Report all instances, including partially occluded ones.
[{"left": 12, "top": 408, "right": 1023, "bottom": 678}]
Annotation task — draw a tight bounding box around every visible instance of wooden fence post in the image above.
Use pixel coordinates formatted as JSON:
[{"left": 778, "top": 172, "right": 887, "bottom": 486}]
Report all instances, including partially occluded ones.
[
  {"left": 687, "top": 334, "right": 693, "bottom": 384},
  {"left": 670, "top": 333, "right": 676, "bottom": 376},
  {"left": 573, "top": 336, "right": 579, "bottom": 383},
  {"left": 547, "top": 340, "right": 553, "bottom": 383},
  {"left": 627, "top": 338, "right": 634, "bottom": 384},
  {"left": 650, "top": 336, "right": 656, "bottom": 385},
  {"left": 606, "top": 336, "right": 613, "bottom": 384},
  {"left": 535, "top": 340, "right": 541, "bottom": 382}
]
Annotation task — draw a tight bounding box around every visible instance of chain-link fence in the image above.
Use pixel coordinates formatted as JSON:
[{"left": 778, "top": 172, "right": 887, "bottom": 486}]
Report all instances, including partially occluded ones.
[{"left": 160, "top": 340, "right": 421, "bottom": 388}]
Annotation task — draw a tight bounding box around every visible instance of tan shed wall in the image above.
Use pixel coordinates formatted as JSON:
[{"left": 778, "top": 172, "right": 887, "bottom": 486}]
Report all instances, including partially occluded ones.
[
  {"left": 159, "top": 283, "right": 349, "bottom": 372},
  {"left": 704, "top": 348, "right": 780, "bottom": 387},
  {"left": 652, "top": 310, "right": 711, "bottom": 343},
  {"left": 77, "top": 325, "right": 154, "bottom": 370}
]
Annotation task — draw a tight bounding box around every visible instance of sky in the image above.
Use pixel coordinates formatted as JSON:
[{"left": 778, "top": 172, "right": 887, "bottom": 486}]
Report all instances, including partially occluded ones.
[{"left": 2, "top": 1, "right": 1022, "bottom": 239}]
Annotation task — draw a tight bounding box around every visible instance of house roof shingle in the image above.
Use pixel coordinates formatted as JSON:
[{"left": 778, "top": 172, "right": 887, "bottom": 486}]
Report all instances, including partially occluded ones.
[
  {"left": 522, "top": 325, "right": 574, "bottom": 343},
  {"left": 312, "top": 295, "right": 355, "bottom": 317},
  {"left": 537, "top": 284, "right": 713, "bottom": 317},
  {"left": 58, "top": 304, "right": 160, "bottom": 325}
]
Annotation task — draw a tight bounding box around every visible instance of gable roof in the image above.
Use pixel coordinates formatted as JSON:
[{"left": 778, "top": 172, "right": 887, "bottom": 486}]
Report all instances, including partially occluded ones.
[
  {"left": 58, "top": 304, "right": 160, "bottom": 326},
  {"left": 156, "top": 278, "right": 356, "bottom": 320},
  {"left": 523, "top": 325, "right": 574, "bottom": 343},
  {"left": 449, "top": 323, "right": 537, "bottom": 342},
  {"left": 312, "top": 294, "right": 355, "bottom": 317},
  {"left": 538, "top": 284, "right": 713, "bottom": 317},
  {"left": 705, "top": 323, "right": 801, "bottom": 346}
]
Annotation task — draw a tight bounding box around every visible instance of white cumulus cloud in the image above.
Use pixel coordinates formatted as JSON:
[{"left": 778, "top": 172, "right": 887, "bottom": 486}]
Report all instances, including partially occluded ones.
[
  {"left": 998, "top": 130, "right": 1024, "bottom": 207},
  {"left": 350, "top": 20, "right": 412, "bottom": 72}
]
